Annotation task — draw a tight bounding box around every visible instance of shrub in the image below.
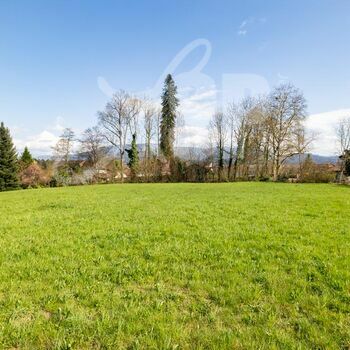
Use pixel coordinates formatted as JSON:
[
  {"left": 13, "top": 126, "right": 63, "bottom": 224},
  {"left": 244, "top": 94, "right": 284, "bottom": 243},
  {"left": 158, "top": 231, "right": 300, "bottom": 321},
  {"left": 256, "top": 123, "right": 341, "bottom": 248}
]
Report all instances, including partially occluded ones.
[{"left": 20, "top": 162, "right": 50, "bottom": 188}]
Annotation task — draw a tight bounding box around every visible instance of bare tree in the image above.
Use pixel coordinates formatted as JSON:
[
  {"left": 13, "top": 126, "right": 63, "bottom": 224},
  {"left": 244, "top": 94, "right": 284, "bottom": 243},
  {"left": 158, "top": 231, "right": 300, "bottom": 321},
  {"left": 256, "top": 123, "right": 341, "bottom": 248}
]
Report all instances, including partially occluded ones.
[
  {"left": 230, "top": 96, "right": 257, "bottom": 180},
  {"left": 226, "top": 102, "right": 237, "bottom": 180},
  {"left": 244, "top": 101, "right": 268, "bottom": 179},
  {"left": 175, "top": 111, "right": 185, "bottom": 151},
  {"left": 209, "top": 111, "right": 227, "bottom": 181},
  {"left": 79, "top": 126, "right": 106, "bottom": 168},
  {"left": 336, "top": 117, "right": 350, "bottom": 179},
  {"left": 266, "top": 83, "right": 307, "bottom": 181},
  {"left": 156, "top": 109, "right": 161, "bottom": 157},
  {"left": 52, "top": 128, "right": 75, "bottom": 167},
  {"left": 98, "top": 90, "right": 141, "bottom": 182},
  {"left": 337, "top": 118, "right": 350, "bottom": 155},
  {"left": 129, "top": 97, "right": 141, "bottom": 137},
  {"left": 294, "top": 125, "right": 315, "bottom": 178},
  {"left": 142, "top": 99, "right": 158, "bottom": 161}
]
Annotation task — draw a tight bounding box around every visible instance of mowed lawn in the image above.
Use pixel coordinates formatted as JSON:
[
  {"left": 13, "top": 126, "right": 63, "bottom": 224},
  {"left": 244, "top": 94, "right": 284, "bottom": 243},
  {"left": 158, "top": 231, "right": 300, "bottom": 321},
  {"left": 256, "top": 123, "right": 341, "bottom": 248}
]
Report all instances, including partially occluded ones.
[{"left": 0, "top": 183, "right": 349, "bottom": 349}]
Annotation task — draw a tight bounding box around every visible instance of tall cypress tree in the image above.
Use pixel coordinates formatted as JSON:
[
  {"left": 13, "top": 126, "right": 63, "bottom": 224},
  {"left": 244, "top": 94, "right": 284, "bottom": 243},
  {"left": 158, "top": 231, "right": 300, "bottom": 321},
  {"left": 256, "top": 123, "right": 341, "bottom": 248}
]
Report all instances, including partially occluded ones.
[
  {"left": 0, "top": 122, "right": 19, "bottom": 191},
  {"left": 160, "top": 74, "right": 179, "bottom": 159}
]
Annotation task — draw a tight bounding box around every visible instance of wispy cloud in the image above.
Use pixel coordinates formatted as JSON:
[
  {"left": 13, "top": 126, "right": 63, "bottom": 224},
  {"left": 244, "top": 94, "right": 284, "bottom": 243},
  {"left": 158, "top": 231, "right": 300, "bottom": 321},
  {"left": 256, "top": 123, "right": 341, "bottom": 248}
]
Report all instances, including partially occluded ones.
[
  {"left": 178, "top": 85, "right": 218, "bottom": 124},
  {"left": 238, "top": 30, "right": 247, "bottom": 36},
  {"left": 176, "top": 125, "right": 208, "bottom": 147},
  {"left": 237, "top": 17, "right": 267, "bottom": 36},
  {"left": 237, "top": 19, "right": 249, "bottom": 36}
]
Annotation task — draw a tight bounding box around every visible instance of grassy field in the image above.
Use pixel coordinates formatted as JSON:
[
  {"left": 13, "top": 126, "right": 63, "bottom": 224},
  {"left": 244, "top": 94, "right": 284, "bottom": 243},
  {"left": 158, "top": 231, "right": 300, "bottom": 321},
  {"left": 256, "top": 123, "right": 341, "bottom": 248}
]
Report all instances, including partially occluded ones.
[{"left": 0, "top": 183, "right": 349, "bottom": 349}]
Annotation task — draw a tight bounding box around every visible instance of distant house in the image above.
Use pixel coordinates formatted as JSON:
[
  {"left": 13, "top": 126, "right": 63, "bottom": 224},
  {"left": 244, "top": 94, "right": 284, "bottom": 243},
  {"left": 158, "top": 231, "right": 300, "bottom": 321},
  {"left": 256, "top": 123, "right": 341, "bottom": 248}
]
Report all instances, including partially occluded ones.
[
  {"left": 205, "top": 162, "right": 214, "bottom": 173},
  {"left": 114, "top": 170, "right": 129, "bottom": 180}
]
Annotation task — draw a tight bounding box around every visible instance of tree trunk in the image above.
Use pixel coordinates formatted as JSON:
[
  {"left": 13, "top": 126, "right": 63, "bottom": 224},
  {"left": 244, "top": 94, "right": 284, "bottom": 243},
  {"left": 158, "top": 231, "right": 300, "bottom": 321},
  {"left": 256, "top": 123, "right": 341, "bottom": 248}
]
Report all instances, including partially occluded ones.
[
  {"left": 273, "top": 158, "right": 279, "bottom": 181},
  {"left": 227, "top": 156, "right": 233, "bottom": 181},
  {"left": 218, "top": 141, "right": 224, "bottom": 182},
  {"left": 233, "top": 157, "right": 238, "bottom": 181},
  {"left": 120, "top": 152, "right": 124, "bottom": 183}
]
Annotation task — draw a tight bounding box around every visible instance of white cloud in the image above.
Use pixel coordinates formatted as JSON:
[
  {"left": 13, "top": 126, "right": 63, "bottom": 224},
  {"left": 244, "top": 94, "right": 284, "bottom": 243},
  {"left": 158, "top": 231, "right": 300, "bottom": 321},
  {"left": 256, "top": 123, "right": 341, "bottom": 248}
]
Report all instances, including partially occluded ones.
[
  {"left": 237, "top": 19, "right": 250, "bottom": 35},
  {"left": 13, "top": 130, "right": 59, "bottom": 156},
  {"left": 239, "top": 20, "right": 248, "bottom": 28},
  {"left": 179, "top": 86, "right": 218, "bottom": 124},
  {"left": 237, "top": 17, "right": 266, "bottom": 36},
  {"left": 10, "top": 116, "right": 69, "bottom": 156},
  {"left": 238, "top": 30, "right": 247, "bottom": 36},
  {"left": 177, "top": 125, "right": 208, "bottom": 147},
  {"left": 305, "top": 109, "right": 350, "bottom": 156},
  {"left": 172, "top": 86, "right": 217, "bottom": 147}
]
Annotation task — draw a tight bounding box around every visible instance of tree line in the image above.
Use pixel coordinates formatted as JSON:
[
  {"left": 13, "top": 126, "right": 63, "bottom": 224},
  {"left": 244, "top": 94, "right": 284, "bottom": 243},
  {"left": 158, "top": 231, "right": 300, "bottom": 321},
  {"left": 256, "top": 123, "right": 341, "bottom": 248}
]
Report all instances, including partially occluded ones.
[{"left": 1, "top": 75, "right": 349, "bottom": 191}]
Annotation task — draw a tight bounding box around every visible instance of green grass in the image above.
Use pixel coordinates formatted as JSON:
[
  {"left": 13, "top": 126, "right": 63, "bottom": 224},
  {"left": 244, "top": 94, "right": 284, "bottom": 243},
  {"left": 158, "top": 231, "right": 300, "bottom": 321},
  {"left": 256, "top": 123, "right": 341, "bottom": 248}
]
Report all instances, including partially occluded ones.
[{"left": 0, "top": 183, "right": 349, "bottom": 349}]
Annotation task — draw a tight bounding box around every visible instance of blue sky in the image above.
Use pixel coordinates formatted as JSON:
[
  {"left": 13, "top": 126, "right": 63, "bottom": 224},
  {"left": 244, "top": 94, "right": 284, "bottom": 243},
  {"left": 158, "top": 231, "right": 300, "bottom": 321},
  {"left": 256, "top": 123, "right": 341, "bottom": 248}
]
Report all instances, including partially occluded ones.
[{"left": 0, "top": 0, "right": 349, "bottom": 155}]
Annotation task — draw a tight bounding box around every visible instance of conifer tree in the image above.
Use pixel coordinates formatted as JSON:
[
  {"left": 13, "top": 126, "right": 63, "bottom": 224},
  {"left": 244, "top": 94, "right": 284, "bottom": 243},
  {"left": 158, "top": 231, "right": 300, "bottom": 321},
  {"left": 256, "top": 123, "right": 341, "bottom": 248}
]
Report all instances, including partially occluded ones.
[
  {"left": 160, "top": 74, "right": 179, "bottom": 159},
  {"left": 0, "top": 122, "right": 19, "bottom": 191},
  {"left": 20, "top": 146, "right": 33, "bottom": 166},
  {"left": 344, "top": 157, "right": 350, "bottom": 176},
  {"left": 126, "top": 133, "right": 139, "bottom": 175}
]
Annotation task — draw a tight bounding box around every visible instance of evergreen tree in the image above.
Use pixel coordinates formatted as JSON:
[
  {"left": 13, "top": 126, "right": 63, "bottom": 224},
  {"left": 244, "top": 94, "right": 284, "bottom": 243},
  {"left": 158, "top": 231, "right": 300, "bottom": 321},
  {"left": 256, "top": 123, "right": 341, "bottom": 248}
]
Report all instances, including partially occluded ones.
[
  {"left": 344, "top": 157, "right": 350, "bottom": 176},
  {"left": 160, "top": 74, "right": 179, "bottom": 159},
  {"left": 126, "top": 133, "right": 139, "bottom": 175},
  {"left": 0, "top": 122, "right": 19, "bottom": 191},
  {"left": 344, "top": 150, "right": 350, "bottom": 176},
  {"left": 20, "top": 146, "right": 33, "bottom": 166}
]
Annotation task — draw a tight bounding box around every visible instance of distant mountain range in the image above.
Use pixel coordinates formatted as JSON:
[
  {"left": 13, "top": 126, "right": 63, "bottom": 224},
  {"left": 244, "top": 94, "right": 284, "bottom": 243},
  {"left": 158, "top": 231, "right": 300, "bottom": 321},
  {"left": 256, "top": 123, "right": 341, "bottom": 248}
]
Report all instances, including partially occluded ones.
[
  {"left": 34, "top": 146, "right": 339, "bottom": 165},
  {"left": 287, "top": 154, "right": 338, "bottom": 164},
  {"left": 174, "top": 147, "right": 339, "bottom": 164}
]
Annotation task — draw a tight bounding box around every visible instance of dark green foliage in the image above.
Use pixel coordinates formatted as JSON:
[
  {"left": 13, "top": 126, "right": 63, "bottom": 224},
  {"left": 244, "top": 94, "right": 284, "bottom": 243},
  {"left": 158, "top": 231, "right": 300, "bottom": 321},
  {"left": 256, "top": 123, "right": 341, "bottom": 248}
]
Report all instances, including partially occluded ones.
[
  {"left": 303, "top": 153, "right": 313, "bottom": 167},
  {"left": 160, "top": 74, "right": 179, "bottom": 159},
  {"left": 126, "top": 133, "right": 139, "bottom": 175},
  {"left": 0, "top": 122, "right": 19, "bottom": 191},
  {"left": 343, "top": 150, "right": 350, "bottom": 176},
  {"left": 20, "top": 146, "right": 33, "bottom": 166},
  {"left": 173, "top": 157, "right": 187, "bottom": 182},
  {"left": 344, "top": 157, "right": 350, "bottom": 176}
]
